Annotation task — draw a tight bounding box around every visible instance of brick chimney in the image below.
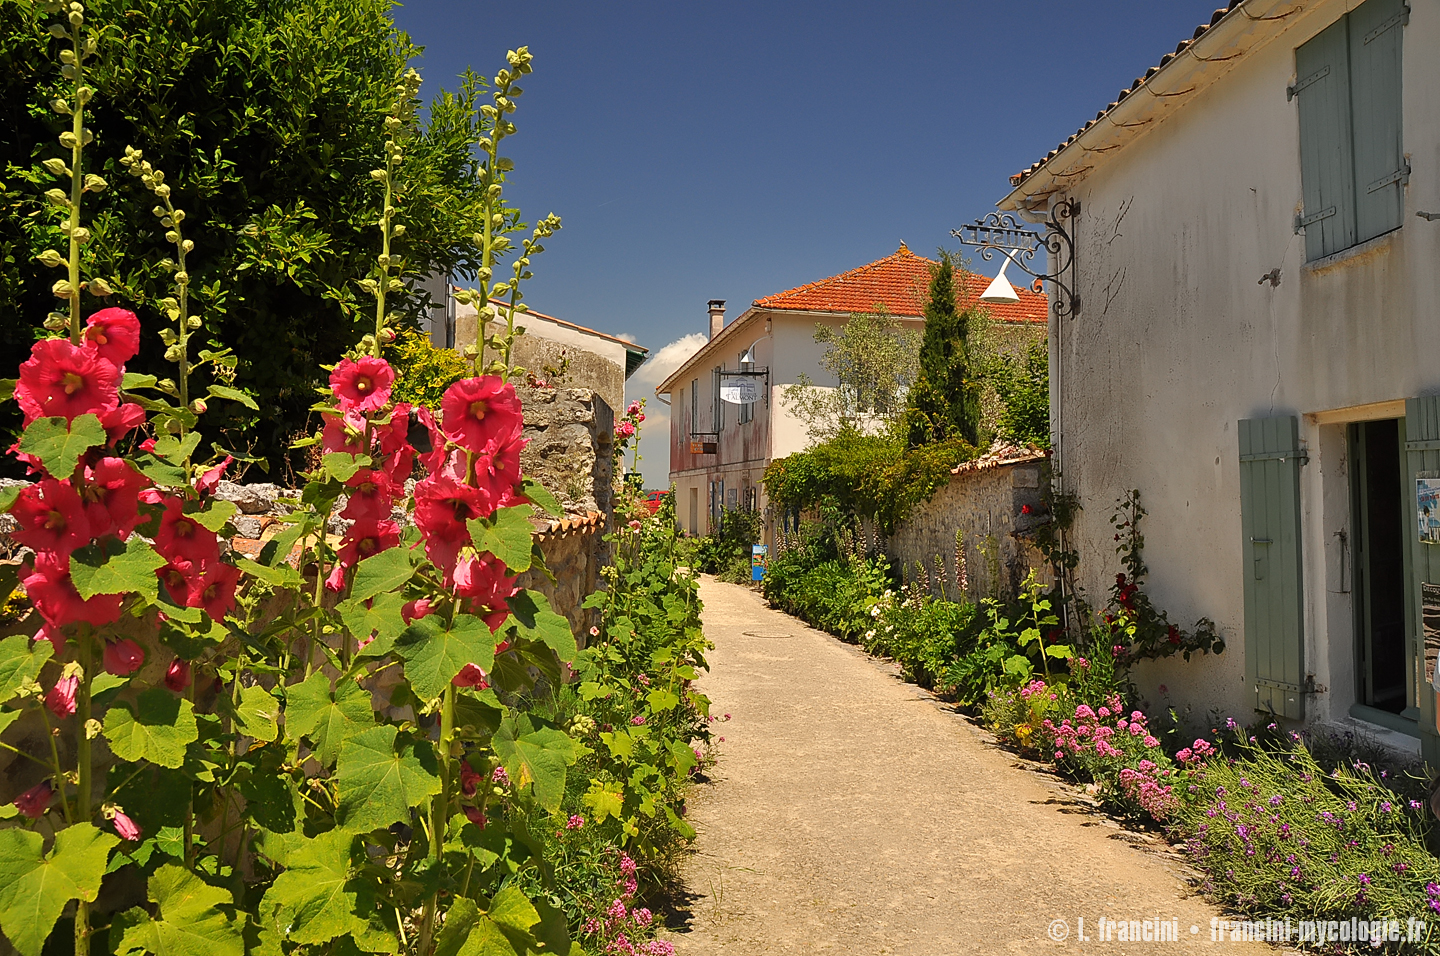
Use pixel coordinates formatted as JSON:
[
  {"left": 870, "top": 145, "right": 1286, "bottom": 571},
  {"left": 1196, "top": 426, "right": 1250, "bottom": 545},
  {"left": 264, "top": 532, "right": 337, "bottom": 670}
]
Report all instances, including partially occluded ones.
[{"left": 707, "top": 299, "right": 726, "bottom": 340}]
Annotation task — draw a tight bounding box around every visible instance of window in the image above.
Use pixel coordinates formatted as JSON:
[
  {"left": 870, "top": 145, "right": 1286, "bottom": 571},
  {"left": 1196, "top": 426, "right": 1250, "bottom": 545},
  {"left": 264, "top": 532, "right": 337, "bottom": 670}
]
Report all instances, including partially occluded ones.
[
  {"left": 1292, "top": 0, "right": 1407, "bottom": 260},
  {"left": 737, "top": 352, "right": 754, "bottom": 425},
  {"left": 689, "top": 377, "right": 698, "bottom": 436},
  {"left": 712, "top": 367, "right": 724, "bottom": 431}
]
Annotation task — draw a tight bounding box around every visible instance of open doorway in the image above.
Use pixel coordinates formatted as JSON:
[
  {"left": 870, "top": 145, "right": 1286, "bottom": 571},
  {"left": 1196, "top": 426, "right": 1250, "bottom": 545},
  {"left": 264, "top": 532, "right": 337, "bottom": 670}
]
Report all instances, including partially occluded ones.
[{"left": 1349, "top": 419, "right": 1412, "bottom": 717}]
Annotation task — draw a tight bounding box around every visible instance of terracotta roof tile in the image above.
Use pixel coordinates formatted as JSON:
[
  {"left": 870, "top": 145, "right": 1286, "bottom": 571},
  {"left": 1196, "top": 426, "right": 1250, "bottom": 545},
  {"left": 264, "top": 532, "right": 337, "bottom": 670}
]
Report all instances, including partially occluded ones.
[
  {"left": 534, "top": 510, "right": 606, "bottom": 540},
  {"left": 951, "top": 442, "right": 1049, "bottom": 475},
  {"left": 1010, "top": 1, "right": 1248, "bottom": 189},
  {"left": 753, "top": 244, "right": 1048, "bottom": 325}
]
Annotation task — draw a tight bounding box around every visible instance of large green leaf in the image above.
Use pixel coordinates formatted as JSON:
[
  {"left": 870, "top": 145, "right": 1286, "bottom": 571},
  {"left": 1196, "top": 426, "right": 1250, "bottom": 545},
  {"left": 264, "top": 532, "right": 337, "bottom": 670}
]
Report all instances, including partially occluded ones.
[
  {"left": 104, "top": 689, "right": 199, "bottom": 769},
  {"left": 234, "top": 556, "right": 303, "bottom": 589},
  {"left": 262, "top": 830, "right": 369, "bottom": 946},
  {"left": 69, "top": 537, "right": 167, "bottom": 601},
  {"left": 0, "top": 824, "right": 118, "bottom": 956},
  {"left": 16, "top": 414, "right": 105, "bottom": 478},
  {"left": 191, "top": 500, "right": 238, "bottom": 533},
  {"left": 207, "top": 383, "right": 259, "bottom": 410},
  {"left": 153, "top": 432, "right": 201, "bottom": 466},
  {"left": 0, "top": 635, "right": 52, "bottom": 705},
  {"left": 505, "top": 591, "right": 577, "bottom": 663},
  {"left": 322, "top": 453, "right": 371, "bottom": 483},
  {"left": 396, "top": 615, "right": 496, "bottom": 702},
  {"left": 432, "top": 893, "right": 541, "bottom": 956},
  {"left": 112, "top": 863, "right": 245, "bottom": 956},
  {"left": 335, "top": 725, "right": 441, "bottom": 833},
  {"left": 284, "top": 672, "right": 374, "bottom": 767},
  {"left": 337, "top": 591, "right": 408, "bottom": 659},
  {"left": 518, "top": 478, "right": 562, "bottom": 518},
  {"left": 130, "top": 452, "right": 189, "bottom": 488},
  {"left": 467, "top": 506, "right": 534, "bottom": 573},
  {"left": 236, "top": 685, "right": 280, "bottom": 744},
  {"left": 0, "top": 486, "right": 19, "bottom": 515},
  {"left": 492, "top": 714, "right": 578, "bottom": 813},
  {"left": 347, "top": 547, "right": 414, "bottom": 604}
]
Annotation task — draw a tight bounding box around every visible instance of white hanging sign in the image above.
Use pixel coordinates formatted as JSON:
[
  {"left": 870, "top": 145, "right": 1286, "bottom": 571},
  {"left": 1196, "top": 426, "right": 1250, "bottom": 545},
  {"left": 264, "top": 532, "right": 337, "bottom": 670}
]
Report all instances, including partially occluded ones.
[{"left": 720, "top": 374, "right": 762, "bottom": 405}]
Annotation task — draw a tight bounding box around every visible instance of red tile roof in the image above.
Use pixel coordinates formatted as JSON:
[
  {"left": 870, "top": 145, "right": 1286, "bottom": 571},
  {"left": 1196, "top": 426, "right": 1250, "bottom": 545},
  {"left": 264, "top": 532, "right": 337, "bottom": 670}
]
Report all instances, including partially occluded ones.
[{"left": 753, "top": 244, "right": 1048, "bottom": 325}]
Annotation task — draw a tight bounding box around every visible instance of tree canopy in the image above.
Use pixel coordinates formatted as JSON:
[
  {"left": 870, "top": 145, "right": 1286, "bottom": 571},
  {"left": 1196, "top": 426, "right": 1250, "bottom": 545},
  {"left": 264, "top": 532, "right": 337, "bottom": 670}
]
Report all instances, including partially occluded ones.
[{"left": 903, "top": 250, "right": 982, "bottom": 448}]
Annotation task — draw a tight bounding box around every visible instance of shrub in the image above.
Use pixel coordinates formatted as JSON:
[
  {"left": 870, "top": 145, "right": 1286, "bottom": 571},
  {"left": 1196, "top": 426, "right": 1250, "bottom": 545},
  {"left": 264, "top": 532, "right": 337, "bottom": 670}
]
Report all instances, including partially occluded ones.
[
  {"left": 865, "top": 585, "right": 977, "bottom": 689},
  {"left": 694, "top": 508, "right": 761, "bottom": 580},
  {"left": 385, "top": 325, "right": 470, "bottom": 409}
]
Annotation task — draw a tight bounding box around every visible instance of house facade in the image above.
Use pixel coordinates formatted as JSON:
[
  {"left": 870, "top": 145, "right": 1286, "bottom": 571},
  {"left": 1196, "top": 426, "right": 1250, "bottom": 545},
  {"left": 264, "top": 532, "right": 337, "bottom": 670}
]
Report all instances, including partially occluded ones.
[
  {"left": 1000, "top": 0, "right": 1440, "bottom": 756},
  {"left": 655, "top": 245, "right": 1047, "bottom": 540}
]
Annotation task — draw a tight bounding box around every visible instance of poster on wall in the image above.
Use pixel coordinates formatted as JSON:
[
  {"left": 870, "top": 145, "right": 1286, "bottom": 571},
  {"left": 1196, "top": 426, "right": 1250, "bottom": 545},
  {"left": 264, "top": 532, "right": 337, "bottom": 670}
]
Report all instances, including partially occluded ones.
[
  {"left": 1419, "top": 477, "right": 1440, "bottom": 544},
  {"left": 1426, "top": 583, "right": 1440, "bottom": 688},
  {"left": 752, "top": 544, "right": 768, "bottom": 582}
]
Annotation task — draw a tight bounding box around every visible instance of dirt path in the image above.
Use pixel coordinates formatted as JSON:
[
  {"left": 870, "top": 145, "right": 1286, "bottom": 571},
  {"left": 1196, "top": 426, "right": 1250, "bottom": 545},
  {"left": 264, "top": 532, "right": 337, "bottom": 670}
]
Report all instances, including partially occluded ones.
[{"left": 660, "top": 577, "right": 1275, "bottom": 955}]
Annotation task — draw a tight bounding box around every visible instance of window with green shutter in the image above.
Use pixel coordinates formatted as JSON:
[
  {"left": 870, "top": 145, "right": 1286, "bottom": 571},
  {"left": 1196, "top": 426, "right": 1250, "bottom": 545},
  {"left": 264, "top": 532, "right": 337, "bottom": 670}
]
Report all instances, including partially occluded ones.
[
  {"left": 1292, "top": 0, "right": 1407, "bottom": 260},
  {"left": 1239, "top": 416, "right": 1308, "bottom": 719}
]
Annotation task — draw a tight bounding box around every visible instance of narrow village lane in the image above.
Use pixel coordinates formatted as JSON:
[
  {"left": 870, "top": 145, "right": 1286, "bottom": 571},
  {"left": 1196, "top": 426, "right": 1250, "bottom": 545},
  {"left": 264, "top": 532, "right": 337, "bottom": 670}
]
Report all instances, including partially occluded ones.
[{"left": 662, "top": 578, "right": 1274, "bottom": 955}]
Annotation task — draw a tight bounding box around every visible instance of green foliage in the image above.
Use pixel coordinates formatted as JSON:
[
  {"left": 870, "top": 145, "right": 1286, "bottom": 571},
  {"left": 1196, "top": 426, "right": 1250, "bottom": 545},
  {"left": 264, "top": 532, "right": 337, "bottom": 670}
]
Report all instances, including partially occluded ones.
[
  {"left": 990, "top": 337, "right": 1051, "bottom": 448},
  {"left": 386, "top": 326, "right": 469, "bottom": 410},
  {"left": 904, "top": 251, "right": 981, "bottom": 447},
  {"left": 0, "top": 0, "right": 495, "bottom": 470},
  {"left": 694, "top": 507, "right": 761, "bottom": 579},
  {"left": 780, "top": 310, "right": 920, "bottom": 441},
  {"left": 111, "top": 863, "right": 246, "bottom": 956},
  {"left": 15, "top": 413, "right": 105, "bottom": 478},
  {"left": 0, "top": 824, "right": 118, "bottom": 956}
]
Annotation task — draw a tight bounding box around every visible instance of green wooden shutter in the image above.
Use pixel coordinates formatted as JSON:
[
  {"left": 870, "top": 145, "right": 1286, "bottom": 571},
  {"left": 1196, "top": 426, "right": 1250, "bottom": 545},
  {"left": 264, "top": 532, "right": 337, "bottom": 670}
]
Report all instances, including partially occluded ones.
[
  {"left": 1405, "top": 397, "right": 1440, "bottom": 763},
  {"left": 1240, "top": 416, "right": 1307, "bottom": 719},
  {"left": 1293, "top": 18, "right": 1357, "bottom": 260},
  {"left": 1349, "top": 0, "right": 1407, "bottom": 243}
]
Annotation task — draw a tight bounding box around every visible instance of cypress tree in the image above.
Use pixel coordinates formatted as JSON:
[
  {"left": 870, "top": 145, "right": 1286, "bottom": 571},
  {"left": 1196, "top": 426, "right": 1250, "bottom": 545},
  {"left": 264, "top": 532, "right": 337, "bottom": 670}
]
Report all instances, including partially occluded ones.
[{"left": 904, "top": 251, "right": 980, "bottom": 448}]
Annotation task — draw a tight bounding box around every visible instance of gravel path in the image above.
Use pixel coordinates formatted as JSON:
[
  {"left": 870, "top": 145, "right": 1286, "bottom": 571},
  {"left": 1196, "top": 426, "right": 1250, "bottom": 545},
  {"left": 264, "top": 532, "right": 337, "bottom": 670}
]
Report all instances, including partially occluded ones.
[{"left": 660, "top": 577, "right": 1275, "bottom": 955}]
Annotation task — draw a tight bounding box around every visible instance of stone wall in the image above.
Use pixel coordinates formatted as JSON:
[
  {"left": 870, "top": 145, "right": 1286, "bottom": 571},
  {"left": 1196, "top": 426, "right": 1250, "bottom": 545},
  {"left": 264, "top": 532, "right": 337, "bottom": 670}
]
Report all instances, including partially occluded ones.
[{"left": 884, "top": 450, "right": 1050, "bottom": 603}]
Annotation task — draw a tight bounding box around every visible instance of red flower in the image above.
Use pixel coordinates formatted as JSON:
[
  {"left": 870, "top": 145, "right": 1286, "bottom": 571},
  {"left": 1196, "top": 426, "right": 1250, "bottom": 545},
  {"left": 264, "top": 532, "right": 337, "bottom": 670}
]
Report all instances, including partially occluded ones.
[
  {"left": 24, "top": 553, "right": 123, "bottom": 628},
  {"left": 326, "top": 520, "right": 401, "bottom": 591},
  {"left": 330, "top": 356, "right": 395, "bottom": 413},
  {"left": 460, "top": 761, "right": 481, "bottom": 797},
  {"left": 321, "top": 409, "right": 368, "bottom": 456},
  {"left": 112, "top": 810, "right": 141, "bottom": 841},
  {"left": 35, "top": 624, "right": 65, "bottom": 657},
  {"left": 83, "top": 307, "right": 141, "bottom": 368},
  {"left": 195, "top": 456, "right": 234, "bottom": 495},
  {"left": 103, "top": 638, "right": 144, "bottom": 676},
  {"left": 453, "top": 552, "right": 517, "bottom": 609},
  {"left": 82, "top": 457, "right": 148, "bottom": 540},
  {"left": 440, "top": 376, "right": 523, "bottom": 453},
  {"left": 408, "top": 404, "right": 447, "bottom": 474},
  {"left": 45, "top": 674, "right": 78, "bottom": 719},
  {"left": 190, "top": 562, "right": 240, "bottom": 622},
  {"left": 99, "top": 402, "right": 146, "bottom": 445},
  {"left": 11, "top": 479, "right": 92, "bottom": 557},
  {"left": 475, "top": 437, "right": 526, "bottom": 494},
  {"left": 156, "top": 560, "right": 199, "bottom": 606},
  {"left": 164, "top": 658, "right": 192, "bottom": 692},
  {"left": 341, "top": 469, "right": 396, "bottom": 521},
  {"left": 463, "top": 805, "right": 487, "bottom": 827},
  {"left": 155, "top": 497, "right": 220, "bottom": 566},
  {"left": 13, "top": 782, "right": 53, "bottom": 819},
  {"left": 401, "top": 598, "right": 434, "bottom": 624},
  {"left": 453, "top": 663, "right": 489, "bottom": 689},
  {"left": 414, "top": 476, "right": 492, "bottom": 574},
  {"left": 15, "top": 338, "right": 120, "bottom": 425}
]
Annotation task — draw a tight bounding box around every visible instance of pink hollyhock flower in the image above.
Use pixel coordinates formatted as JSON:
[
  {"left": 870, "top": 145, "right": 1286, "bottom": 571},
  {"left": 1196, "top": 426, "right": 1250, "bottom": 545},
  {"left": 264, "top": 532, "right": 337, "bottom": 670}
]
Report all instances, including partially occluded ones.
[
  {"left": 440, "top": 376, "right": 523, "bottom": 452},
  {"left": 24, "top": 553, "right": 123, "bottom": 628},
  {"left": 15, "top": 337, "right": 120, "bottom": 425},
  {"left": 463, "top": 806, "right": 487, "bottom": 827},
  {"left": 156, "top": 560, "right": 199, "bottom": 606},
  {"left": 164, "top": 658, "right": 192, "bottom": 692},
  {"left": 83, "top": 308, "right": 141, "bottom": 368},
  {"left": 333, "top": 519, "right": 400, "bottom": 574},
  {"left": 453, "top": 552, "right": 517, "bottom": 607},
  {"left": 460, "top": 762, "right": 481, "bottom": 797},
  {"left": 11, "top": 478, "right": 92, "bottom": 556},
  {"left": 405, "top": 404, "right": 447, "bottom": 474},
  {"left": 45, "top": 674, "right": 78, "bottom": 719},
  {"left": 330, "top": 356, "right": 395, "bottom": 413},
  {"left": 401, "top": 599, "right": 433, "bottom": 624},
  {"left": 112, "top": 810, "right": 141, "bottom": 841},
  {"left": 615, "top": 420, "right": 636, "bottom": 438},
  {"left": 103, "top": 639, "right": 144, "bottom": 676},
  {"left": 99, "top": 402, "right": 146, "bottom": 445},
  {"left": 82, "top": 457, "right": 148, "bottom": 539},
  {"left": 452, "top": 663, "right": 489, "bottom": 688},
  {"left": 155, "top": 497, "right": 220, "bottom": 566},
  {"left": 195, "top": 456, "right": 233, "bottom": 495},
  {"left": 475, "top": 437, "right": 526, "bottom": 491},
  {"left": 190, "top": 562, "right": 240, "bottom": 622},
  {"left": 342, "top": 469, "right": 397, "bottom": 521},
  {"left": 35, "top": 624, "right": 65, "bottom": 657},
  {"left": 14, "top": 782, "right": 53, "bottom": 819},
  {"left": 414, "top": 476, "right": 491, "bottom": 574},
  {"left": 320, "top": 409, "right": 368, "bottom": 456}
]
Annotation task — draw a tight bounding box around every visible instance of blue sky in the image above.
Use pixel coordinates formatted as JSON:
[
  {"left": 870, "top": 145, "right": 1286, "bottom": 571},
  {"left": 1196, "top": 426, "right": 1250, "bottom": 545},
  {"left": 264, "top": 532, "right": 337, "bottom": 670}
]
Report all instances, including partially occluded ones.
[{"left": 391, "top": 1, "right": 1218, "bottom": 485}]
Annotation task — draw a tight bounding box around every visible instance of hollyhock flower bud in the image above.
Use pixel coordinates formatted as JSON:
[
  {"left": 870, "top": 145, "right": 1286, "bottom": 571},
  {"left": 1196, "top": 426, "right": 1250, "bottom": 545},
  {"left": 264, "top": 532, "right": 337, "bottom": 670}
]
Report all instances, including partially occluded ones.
[
  {"left": 99, "top": 402, "right": 146, "bottom": 445},
  {"left": 11, "top": 478, "right": 92, "bottom": 556},
  {"left": 331, "top": 356, "right": 396, "bottom": 413},
  {"left": 112, "top": 810, "right": 141, "bottom": 841},
  {"left": 45, "top": 673, "right": 78, "bottom": 719},
  {"left": 463, "top": 806, "right": 487, "bottom": 828},
  {"left": 14, "top": 337, "right": 120, "bottom": 425},
  {"left": 14, "top": 782, "right": 54, "bottom": 819},
  {"left": 83, "top": 307, "right": 141, "bottom": 368},
  {"left": 440, "top": 376, "right": 522, "bottom": 452},
  {"left": 103, "top": 639, "right": 144, "bottom": 676},
  {"left": 452, "top": 663, "right": 489, "bottom": 688},
  {"left": 164, "top": 658, "right": 192, "bottom": 692},
  {"left": 401, "top": 598, "right": 434, "bottom": 624},
  {"left": 460, "top": 762, "right": 481, "bottom": 797}
]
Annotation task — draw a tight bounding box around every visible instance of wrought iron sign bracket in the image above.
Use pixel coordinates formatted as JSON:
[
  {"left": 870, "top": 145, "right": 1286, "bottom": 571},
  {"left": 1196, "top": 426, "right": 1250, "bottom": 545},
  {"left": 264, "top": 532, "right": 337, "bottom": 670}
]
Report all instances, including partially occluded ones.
[{"left": 951, "top": 197, "right": 1080, "bottom": 319}]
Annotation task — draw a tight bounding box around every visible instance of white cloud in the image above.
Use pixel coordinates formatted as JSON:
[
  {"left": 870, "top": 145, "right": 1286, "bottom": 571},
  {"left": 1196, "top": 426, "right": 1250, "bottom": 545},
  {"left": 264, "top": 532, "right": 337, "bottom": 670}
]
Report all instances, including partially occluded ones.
[
  {"left": 614, "top": 331, "right": 637, "bottom": 343},
  {"left": 626, "top": 332, "right": 708, "bottom": 489}
]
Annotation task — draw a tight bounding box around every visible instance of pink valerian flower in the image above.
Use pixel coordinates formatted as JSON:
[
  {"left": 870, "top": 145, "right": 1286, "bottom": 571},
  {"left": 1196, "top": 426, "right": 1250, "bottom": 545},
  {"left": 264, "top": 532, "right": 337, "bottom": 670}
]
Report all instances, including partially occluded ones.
[
  {"left": 330, "top": 356, "right": 396, "bottom": 413},
  {"left": 622, "top": 876, "right": 639, "bottom": 898},
  {"left": 342, "top": 469, "right": 397, "bottom": 521},
  {"left": 631, "top": 908, "right": 653, "bottom": 929},
  {"left": 112, "top": 810, "right": 141, "bottom": 841},
  {"left": 566, "top": 814, "right": 585, "bottom": 830},
  {"left": 15, "top": 337, "right": 120, "bottom": 426},
  {"left": 630, "top": 715, "right": 646, "bottom": 726},
  {"left": 83, "top": 307, "right": 141, "bottom": 368},
  {"left": 81, "top": 457, "right": 148, "bottom": 539},
  {"left": 491, "top": 766, "right": 510, "bottom": 787},
  {"left": 14, "top": 782, "right": 54, "bottom": 819},
  {"left": 640, "top": 942, "right": 675, "bottom": 956},
  {"left": 440, "top": 376, "right": 523, "bottom": 453},
  {"left": 164, "top": 658, "right": 192, "bottom": 692},
  {"left": 582, "top": 918, "right": 602, "bottom": 935},
  {"left": 23, "top": 552, "right": 123, "bottom": 628},
  {"left": 194, "top": 456, "right": 234, "bottom": 495},
  {"left": 460, "top": 761, "right": 482, "bottom": 798},
  {"left": 619, "top": 853, "right": 637, "bottom": 876},
  {"left": 45, "top": 674, "right": 78, "bottom": 719},
  {"left": 10, "top": 478, "right": 92, "bottom": 557},
  {"left": 606, "top": 899, "right": 627, "bottom": 920},
  {"left": 452, "top": 663, "right": 489, "bottom": 689},
  {"left": 103, "top": 639, "right": 144, "bottom": 676}
]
